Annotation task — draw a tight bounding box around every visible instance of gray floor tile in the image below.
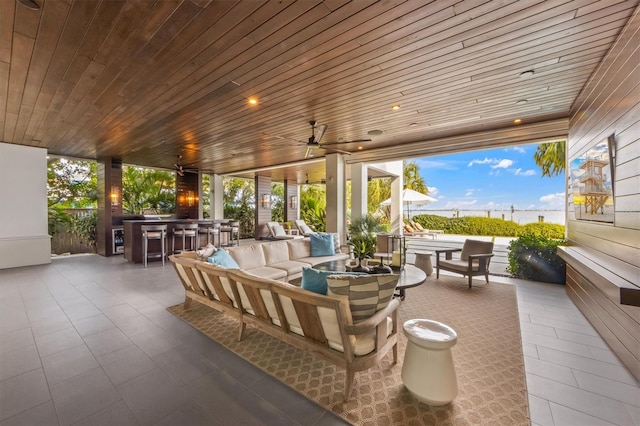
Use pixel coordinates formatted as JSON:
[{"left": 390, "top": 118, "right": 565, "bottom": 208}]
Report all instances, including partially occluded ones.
[
  {"left": 573, "top": 369, "right": 640, "bottom": 407},
  {"left": 0, "top": 401, "right": 58, "bottom": 426},
  {"left": 50, "top": 367, "right": 121, "bottom": 426},
  {"left": 30, "top": 317, "right": 74, "bottom": 338},
  {"left": 83, "top": 328, "right": 133, "bottom": 357},
  {"left": 73, "top": 401, "right": 140, "bottom": 426},
  {"left": 97, "top": 345, "right": 157, "bottom": 386},
  {"left": 72, "top": 314, "right": 116, "bottom": 337},
  {"left": 0, "top": 328, "right": 34, "bottom": 355},
  {"left": 41, "top": 345, "right": 98, "bottom": 385},
  {"left": 0, "top": 344, "right": 41, "bottom": 382},
  {"left": 154, "top": 401, "right": 217, "bottom": 426},
  {"left": 0, "top": 369, "right": 51, "bottom": 422},
  {"left": 549, "top": 401, "right": 617, "bottom": 426},
  {"left": 34, "top": 327, "right": 83, "bottom": 358},
  {"left": 151, "top": 346, "right": 211, "bottom": 386},
  {"left": 527, "top": 394, "right": 553, "bottom": 426},
  {"left": 128, "top": 328, "right": 180, "bottom": 358},
  {"left": 527, "top": 374, "right": 635, "bottom": 425},
  {"left": 116, "top": 368, "right": 188, "bottom": 426}
]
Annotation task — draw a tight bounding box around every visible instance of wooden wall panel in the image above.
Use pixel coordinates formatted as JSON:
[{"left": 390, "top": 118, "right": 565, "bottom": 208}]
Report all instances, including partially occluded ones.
[
  {"left": 255, "top": 175, "right": 271, "bottom": 239},
  {"left": 565, "top": 6, "right": 640, "bottom": 379}
]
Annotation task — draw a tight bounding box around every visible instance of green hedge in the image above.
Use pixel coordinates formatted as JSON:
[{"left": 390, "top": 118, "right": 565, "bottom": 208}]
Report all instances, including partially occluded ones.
[
  {"left": 412, "top": 214, "right": 565, "bottom": 238},
  {"left": 507, "top": 234, "right": 567, "bottom": 284}
]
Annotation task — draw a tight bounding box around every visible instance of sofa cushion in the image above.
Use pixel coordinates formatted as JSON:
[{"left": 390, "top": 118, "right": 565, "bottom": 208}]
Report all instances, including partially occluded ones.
[
  {"left": 196, "top": 243, "right": 217, "bottom": 261},
  {"left": 310, "top": 233, "right": 335, "bottom": 256},
  {"left": 244, "top": 266, "right": 288, "bottom": 281},
  {"left": 297, "top": 252, "right": 350, "bottom": 267},
  {"left": 287, "top": 238, "right": 311, "bottom": 259},
  {"left": 261, "top": 240, "right": 291, "bottom": 265},
  {"left": 270, "top": 260, "right": 313, "bottom": 278},
  {"left": 207, "top": 248, "right": 239, "bottom": 269},
  {"left": 460, "top": 239, "right": 494, "bottom": 261},
  {"left": 318, "top": 232, "right": 341, "bottom": 254},
  {"left": 326, "top": 274, "right": 398, "bottom": 323},
  {"left": 226, "top": 244, "right": 267, "bottom": 270}
]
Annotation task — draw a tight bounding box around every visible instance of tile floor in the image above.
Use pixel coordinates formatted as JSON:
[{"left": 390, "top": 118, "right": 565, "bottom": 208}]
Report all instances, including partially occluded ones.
[{"left": 0, "top": 254, "right": 638, "bottom": 425}]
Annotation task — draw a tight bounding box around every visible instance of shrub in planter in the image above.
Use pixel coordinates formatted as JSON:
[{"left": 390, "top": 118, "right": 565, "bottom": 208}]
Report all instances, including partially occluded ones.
[{"left": 507, "top": 233, "right": 567, "bottom": 284}]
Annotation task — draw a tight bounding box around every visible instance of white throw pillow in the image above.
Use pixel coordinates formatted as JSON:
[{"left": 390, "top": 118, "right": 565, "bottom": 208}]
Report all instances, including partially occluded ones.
[{"left": 196, "top": 243, "right": 217, "bottom": 261}]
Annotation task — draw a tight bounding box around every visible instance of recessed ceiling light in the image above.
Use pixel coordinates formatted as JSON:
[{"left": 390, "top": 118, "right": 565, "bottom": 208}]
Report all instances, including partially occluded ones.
[
  {"left": 519, "top": 70, "right": 534, "bottom": 78},
  {"left": 514, "top": 118, "right": 522, "bottom": 124},
  {"left": 391, "top": 105, "right": 400, "bottom": 110},
  {"left": 516, "top": 100, "right": 528, "bottom": 105},
  {"left": 367, "top": 129, "right": 383, "bottom": 136},
  {"left": 247, "top": 97, "right": 258, "bottom": 106},
  {"left": 357, "top": 146, "right": 364, "bottom": 150}
]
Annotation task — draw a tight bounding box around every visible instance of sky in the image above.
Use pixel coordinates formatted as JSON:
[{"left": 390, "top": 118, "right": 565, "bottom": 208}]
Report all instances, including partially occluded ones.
[{"left": 412, "top": 143, "right": 566, "bottom": 211}]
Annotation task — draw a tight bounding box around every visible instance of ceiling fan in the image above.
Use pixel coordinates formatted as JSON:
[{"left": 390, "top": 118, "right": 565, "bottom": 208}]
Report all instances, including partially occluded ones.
[
  {"left": 302, "top": 120, "right": 372, "bottom": 158},
  {"left": 173, "top": 155, "right": 198, "bottom": 177}
]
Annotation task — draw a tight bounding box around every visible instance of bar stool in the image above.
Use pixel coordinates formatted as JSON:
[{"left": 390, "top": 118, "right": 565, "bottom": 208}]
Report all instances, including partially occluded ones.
[
  {"left": 141, "top": 225, "right": 167, "bottom": 268},
  {"left": 219, "top": 221, "right": 240, "bottom": 246},
  {"left": 202, "top": 222, "right": 221, "bottom": 247},
  {"left": 172, "top": 223, "right": 199, "bottom": 253}
]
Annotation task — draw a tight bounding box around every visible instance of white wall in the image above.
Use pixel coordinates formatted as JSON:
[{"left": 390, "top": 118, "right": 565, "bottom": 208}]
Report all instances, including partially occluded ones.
[{"left": 0, "top": 143, "right": 51, "bottom": 268}]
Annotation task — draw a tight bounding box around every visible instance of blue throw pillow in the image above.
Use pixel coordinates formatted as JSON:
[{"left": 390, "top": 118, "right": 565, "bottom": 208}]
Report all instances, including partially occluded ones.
[
  {"left": 301, "top": 267, "right": 355, "bottom": 295},
  {"left": 207, "top": 248, "right": 239, "bottom": 269},
  {"left": 310, "top": 233, "right": 335, "bottom": 257}
]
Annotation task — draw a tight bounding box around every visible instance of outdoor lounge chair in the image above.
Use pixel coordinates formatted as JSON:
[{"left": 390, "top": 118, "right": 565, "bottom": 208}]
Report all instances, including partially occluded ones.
[
  {"left": 293, "top": 219, "right": 316, "bottom": 236},
  {"left": 410, "top": 220, "right": 444, "bottom": 237},
  {"left": 403, "top": 222, "right": 437, "bottom": 239},
  {"left": 435, "top": 239, "right": 494, "bottom": 288},
  {"left": 266, "top": 221, "right": 303, "bottom": 240}
]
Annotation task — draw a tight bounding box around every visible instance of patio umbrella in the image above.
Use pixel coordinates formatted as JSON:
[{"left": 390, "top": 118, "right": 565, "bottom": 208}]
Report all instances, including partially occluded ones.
[{"left": 380, "top": 188, "right": 437, "bottom": 218}]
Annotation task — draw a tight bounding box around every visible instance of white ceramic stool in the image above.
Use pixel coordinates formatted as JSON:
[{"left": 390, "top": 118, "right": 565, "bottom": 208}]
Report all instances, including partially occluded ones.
[
  {"left": 401, "top": 319, "right": 458, "bottom": 405},
  {"left": 414, "top": 251, "right": 433, "bottom": 276}
]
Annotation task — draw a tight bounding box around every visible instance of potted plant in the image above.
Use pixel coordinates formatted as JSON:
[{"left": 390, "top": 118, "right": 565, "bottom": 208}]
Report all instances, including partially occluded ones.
[{"left": 348, "top": 214, "right": 385, "bottom": 272}]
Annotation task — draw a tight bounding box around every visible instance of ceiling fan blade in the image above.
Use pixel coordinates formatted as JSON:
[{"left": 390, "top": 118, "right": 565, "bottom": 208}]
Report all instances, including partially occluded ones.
[
  {"left": 305, "top": 146, "right": 314, "bottom": 158},
  {"left": 315, "top": 124, "right": 327, "bottom": 143},
  {"left": 321, "top": 147, "right": 352, "bottom": 155}
]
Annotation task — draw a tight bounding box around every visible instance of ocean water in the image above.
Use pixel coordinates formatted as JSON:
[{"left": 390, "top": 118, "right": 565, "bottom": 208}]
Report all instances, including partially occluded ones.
[{"left": 411, "top": 209, "right": 565, "bottom": 226}]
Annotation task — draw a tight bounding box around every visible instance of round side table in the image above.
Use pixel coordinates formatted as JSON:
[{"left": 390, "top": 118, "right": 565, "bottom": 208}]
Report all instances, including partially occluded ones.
[{"left": 414, "top": 251, "right": 433, "bottom": 276}]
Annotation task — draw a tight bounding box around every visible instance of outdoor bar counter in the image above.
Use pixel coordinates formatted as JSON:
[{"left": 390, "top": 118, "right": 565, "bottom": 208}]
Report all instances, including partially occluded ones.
[{"left": 123, "top": 219, "right": 229, "bottom": 264}]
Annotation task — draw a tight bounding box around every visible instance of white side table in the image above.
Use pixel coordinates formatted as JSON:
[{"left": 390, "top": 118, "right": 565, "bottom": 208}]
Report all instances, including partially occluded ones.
[
  {"left": 414, "top": 251, "right": 433, "bottom": 276},
  {"left": 401, "top": 319, "right": 458, "bottom": 405}
]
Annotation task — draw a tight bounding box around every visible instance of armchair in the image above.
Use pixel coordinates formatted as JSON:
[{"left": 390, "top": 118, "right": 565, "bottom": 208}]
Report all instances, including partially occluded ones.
[{"left": 435, "top": 239, "right": 494, "bottom": 288}]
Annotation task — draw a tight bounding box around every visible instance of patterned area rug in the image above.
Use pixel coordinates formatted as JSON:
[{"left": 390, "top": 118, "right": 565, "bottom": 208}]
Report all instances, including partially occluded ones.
[{"left": 168, "top": 275, "right": 529, "bottom": 425}]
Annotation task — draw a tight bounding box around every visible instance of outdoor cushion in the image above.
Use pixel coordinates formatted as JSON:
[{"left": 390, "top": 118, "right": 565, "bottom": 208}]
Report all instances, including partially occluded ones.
[
  {"left": 460, "top": 239, "right": 494, "bottom": 260},
  {"left": 196, "top": 243, "right": 216, "bottom": 261},
  {"left": 272, "top": 224, "right": 286, "bottom": 237},
  {"left": 300, "top": 267, "right": 358, "bottom": 295},
  {"left": 207, "top": 248, "right": 239, "bottom": 269},
  {"left": 287, "top": 238, "right": 311, "bottom": 259},
  {"left": 299, "top": 223, "right": 315, "bottom": 235},
  {"left": 310, "top": 233, "right": 335, "bottom": 256},
  {"left": 318, "top": 232, "right": 341, "bottom": 254},
  {"left": 226, "top": 244, "right": 267, "bottom": 270},
  {"left": 261, "top": 240, "right": 291, "bottom": 265},
  {"left": 326, "top": 274, "right": 398, "bottom": 323}
]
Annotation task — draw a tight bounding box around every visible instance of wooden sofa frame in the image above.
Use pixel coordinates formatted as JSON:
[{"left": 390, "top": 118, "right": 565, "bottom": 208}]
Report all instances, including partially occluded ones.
[{"left": 169, "top": 254, "right": 399, "bottom": 399}]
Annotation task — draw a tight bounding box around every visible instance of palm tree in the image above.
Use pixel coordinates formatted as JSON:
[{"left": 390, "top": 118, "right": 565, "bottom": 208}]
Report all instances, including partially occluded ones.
[
  {"left": 403, "top": 160, "right": 428, "bottom": 193},
  {"left": 534, "top": 141, "right": 566, "bottom": 177}
]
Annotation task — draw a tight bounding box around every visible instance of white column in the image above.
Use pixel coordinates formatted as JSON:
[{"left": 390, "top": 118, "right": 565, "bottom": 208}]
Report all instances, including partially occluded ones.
[
  {"left": 325, "top": 153, "right": 346, "bottom": 243},
  {"left": 388, "top": 161, "right": 404, "bottom": 235},
  {"left": 350, "top": 162, "right": 368, "bottom": 219},
  {"left": 210, "top": 174, "right": 224, "bottom": 219}
]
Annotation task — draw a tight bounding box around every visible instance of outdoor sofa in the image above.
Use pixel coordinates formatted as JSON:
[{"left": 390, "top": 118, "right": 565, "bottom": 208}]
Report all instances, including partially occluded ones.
[{"left": 169, "top": 252, "right": 400, "bottom": 399}]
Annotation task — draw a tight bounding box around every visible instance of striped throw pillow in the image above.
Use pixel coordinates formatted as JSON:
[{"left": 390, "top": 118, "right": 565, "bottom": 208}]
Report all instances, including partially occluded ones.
[{"left": 326, "top": 274, "right": 398, "bottom": 323}]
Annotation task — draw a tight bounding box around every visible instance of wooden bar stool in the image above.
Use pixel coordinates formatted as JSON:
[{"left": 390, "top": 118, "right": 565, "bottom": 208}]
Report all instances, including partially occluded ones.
[
  {"left": 172, "top": 223, "right": 198, "bottom": 253},
  {"left": 219, "top": 221, "right": 240, "bottom": 246},
  {"left": 202, "top": 222, "right": 221, "bottom": 247},
  {"left": 141, "top": 224, "right": 167, "bottom": 267}
]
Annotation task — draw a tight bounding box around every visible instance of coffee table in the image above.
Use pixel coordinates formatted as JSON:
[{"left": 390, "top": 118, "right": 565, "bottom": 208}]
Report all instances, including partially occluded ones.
[{"left": 313, "top": 260, "right": 426, "bottom": 300}]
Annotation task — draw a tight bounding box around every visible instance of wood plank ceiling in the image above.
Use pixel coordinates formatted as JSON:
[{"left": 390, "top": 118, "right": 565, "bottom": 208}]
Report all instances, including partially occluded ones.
[{"left": 1, "top": 0, "right": 638, "bottom": 183}]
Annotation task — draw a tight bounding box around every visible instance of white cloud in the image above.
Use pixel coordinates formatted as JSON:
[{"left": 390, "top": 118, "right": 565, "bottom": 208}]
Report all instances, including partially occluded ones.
[
  {"left": 506, "top": 146, "right": 526, "bottom": 154},
  {"left": 468, "top": 158, "right": 494, "bottom": 167},
  {"left": 509, "top": 168, "right": 536, "bottom": 176},
  {"left": 465, "top": 190, "right": 474, "bottom": 196},
  {"left": 491, "top": 159, "right": 513, "bottom": 169},
  {"left": 427, "top": 186, "right": 439, "bottom": 196},
  {"left": 539, "top": 192, "right": 565, "bottom": 208}
]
